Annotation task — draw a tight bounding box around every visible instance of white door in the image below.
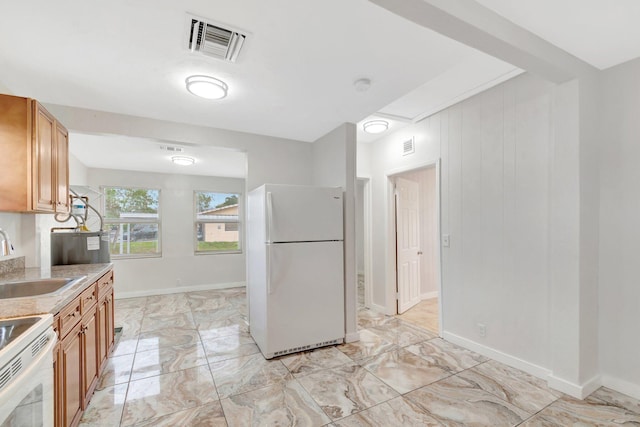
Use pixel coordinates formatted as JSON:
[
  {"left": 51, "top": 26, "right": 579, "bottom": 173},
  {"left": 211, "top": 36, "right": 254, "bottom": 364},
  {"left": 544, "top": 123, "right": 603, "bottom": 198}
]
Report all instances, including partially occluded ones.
[
  {"left": 265, "top": 185, "right": 343, "bottom": 243},
  {"left": 396, "top": 177, "right": 421, "bottom": 314}
]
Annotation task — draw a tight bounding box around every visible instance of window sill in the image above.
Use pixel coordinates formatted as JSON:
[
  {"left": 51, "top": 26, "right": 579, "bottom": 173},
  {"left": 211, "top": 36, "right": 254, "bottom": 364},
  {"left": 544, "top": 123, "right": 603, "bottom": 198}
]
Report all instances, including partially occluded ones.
[
  {"left": 111, "top": 253, "right": 162, "bottom": 260},
  {"left": 194, "top": 250, "right": 243, "bottom": 256}
]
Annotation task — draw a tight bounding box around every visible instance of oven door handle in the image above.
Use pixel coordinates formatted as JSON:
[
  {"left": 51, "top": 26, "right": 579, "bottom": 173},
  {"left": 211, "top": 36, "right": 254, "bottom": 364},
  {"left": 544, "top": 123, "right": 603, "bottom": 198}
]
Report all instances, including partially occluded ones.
[{"left": 0, "top": 329, "right": 57, "bottom": 400}]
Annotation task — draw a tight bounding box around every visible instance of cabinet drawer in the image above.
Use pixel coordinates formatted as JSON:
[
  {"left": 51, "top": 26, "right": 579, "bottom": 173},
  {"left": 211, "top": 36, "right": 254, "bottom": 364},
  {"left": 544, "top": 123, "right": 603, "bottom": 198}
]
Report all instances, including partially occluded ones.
[
  {"left": 59, "top": 296, "right": 81, "bottom": 338},
  {"left": 97, "top": 270, "right": 114, "bottom": 298},
  {"left": 80, "top": 283, "right": 98, "bottom": 314}
]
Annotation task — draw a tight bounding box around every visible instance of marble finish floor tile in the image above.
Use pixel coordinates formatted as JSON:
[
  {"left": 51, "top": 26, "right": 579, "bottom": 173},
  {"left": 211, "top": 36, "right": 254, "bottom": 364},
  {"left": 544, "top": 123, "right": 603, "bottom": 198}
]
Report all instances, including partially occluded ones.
[
  {"left": 130, "top": 401, "right": 227, "bottom": 427},
  {"left": 202, "top": 333, "right": 260, "bottom": 363},
  {"left": 334, "top": 397, "right": 441, "bottom": 426},
  {"left": 458, "top": 359, "right": 562, "bottom": 413},
  {"left": 196, "top": 312, "right": 249, "bottom": 341},
  {"left": 405, "top": 337, "right": 488, "bottom": 374},
  {"left": 280, "top": 346, "right": 353, "bottom": 378},
  {"left": 117, "top": 316, "right": 143, "bottom": 340},
  {"left": 115, "top": 297, "right": 148, "bottom": 310},
  {"left": 520, "top": 394, "right": 640, "bottom": 426},
  {"left": 337, "top": 329, "right": 398, "bottom": 361},
  {"left": 140, "top": 312, "right": 196, "bottom": 332},
  {"left": 405, "top": 375, "right": 531, "bottom": 426},
  {"left": 145, "top": 293, "right": 191, "bottom": 316},
  {"left": 111, "top": 337, "right": 139, "bottom": 357},
  {"left": 297, "top": 363, "right": 399, "bottom": 421},
  {"left": 121, "top": 365, "right": 218, "bottom": 426},
  {"left": 96, "top": 354, "right": 135, "bottom": 390},
  {"left": 136, "top": 327, "right": 201, "bottom": 352},
  {"left": 187, "top": 291, "right": 232, "bottom": 311},
  {"left": 130, "top": 343, "right": 208, "bottom": 381},
  {"left": 221, "top": 380, "right": 330, "bottom": 427},
  {"left": 359, "top": 348, "right": 451, "bottom": 394},
  {"left": 209, "top": 353, "right": 292, "bottom": 398},
  {"left": 367, "top": 318, "right": 437, "bottom": 347},
  {"left": 356, "top": 309, "right": 393, "bottom": 329},
  {"left": 79, "top": 383, "right": 127, "bottom": 426},
  {"left": 587, "top": 387, "right": 640, "bottom": 415}
]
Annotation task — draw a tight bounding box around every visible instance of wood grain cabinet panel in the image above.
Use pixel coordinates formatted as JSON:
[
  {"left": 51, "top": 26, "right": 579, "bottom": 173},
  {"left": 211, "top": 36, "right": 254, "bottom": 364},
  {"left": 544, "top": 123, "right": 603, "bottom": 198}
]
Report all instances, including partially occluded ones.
[
  {"left": 53, "top": 268, "right": 115, "bottom": 427},
  {"left": 0, "top": 94, "right": 70, "bottom": 213}
]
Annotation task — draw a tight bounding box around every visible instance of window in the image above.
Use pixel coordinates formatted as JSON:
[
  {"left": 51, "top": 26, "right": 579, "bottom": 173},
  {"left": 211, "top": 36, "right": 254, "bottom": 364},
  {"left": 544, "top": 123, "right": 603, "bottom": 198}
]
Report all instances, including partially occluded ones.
[
  {"left": 195, "top": 191, "right": 241, "bottom": 253},
  {"left": 103, "top": 186, "right": 161, "bottom": 257}
]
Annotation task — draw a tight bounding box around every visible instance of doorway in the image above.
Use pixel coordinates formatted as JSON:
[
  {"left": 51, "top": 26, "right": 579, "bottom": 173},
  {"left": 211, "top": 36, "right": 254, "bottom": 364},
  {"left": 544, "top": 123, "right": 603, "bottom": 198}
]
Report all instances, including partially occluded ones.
[
  {"left": 389, "top": 165, "right": 440, "bottom": 334},
  {"left": 356, "top": 177, "right": 372, "bottom": 310}
]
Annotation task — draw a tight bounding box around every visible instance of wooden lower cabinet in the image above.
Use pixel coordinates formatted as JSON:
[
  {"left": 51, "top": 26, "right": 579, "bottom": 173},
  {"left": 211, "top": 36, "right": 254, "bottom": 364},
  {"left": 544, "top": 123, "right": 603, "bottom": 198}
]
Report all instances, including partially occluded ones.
[
  {"left": 54, "top": 269, "right": 115, "bottom": 427},
  {"left": 60, "top": 322, "right": 83, "bottom": 427}
]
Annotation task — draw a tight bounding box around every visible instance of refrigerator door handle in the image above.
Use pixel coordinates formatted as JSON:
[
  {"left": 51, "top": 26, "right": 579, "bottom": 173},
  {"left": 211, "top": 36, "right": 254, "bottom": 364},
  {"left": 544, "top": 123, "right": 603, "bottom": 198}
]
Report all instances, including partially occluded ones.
[
  {"left": 266, "top": 191, "right": 273, "bottom": 244},
  {"left": 267, "top": 246, "right": 272, "bottom": 294}
]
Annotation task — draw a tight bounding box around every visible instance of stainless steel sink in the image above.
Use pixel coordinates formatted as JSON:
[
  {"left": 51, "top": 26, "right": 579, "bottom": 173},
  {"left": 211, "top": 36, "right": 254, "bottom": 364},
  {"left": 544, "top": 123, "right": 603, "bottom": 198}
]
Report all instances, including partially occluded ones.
[{"left": 0, "top": 276, "right": 86, "bottom": 299}]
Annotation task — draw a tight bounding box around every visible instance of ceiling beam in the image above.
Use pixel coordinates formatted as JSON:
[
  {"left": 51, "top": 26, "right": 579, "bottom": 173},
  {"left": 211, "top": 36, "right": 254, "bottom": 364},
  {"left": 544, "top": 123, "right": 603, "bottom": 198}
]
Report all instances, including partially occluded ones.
[{"left": 368, "top": 0, "right": 598, "bottom": 83}]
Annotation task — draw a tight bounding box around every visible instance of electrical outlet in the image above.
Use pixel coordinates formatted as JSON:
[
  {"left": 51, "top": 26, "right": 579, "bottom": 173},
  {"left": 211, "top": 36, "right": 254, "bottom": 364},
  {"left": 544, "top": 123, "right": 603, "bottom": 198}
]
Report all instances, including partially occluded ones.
[
  {"left": 477, "top": 323, "right": 486, "bottom": 337},
  {"left": 442, "top": 234, "right": 450, "bottom": 247}
]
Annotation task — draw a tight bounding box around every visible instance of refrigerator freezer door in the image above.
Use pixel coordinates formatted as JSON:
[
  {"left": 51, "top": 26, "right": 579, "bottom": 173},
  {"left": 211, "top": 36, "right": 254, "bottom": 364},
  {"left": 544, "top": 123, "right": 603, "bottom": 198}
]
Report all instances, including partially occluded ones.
[
  {"left": 262, "top": 241, "right": 344, "bottom": 357},
  {"left": 266, "top": 185, "right": 343, "bottom": 243}
]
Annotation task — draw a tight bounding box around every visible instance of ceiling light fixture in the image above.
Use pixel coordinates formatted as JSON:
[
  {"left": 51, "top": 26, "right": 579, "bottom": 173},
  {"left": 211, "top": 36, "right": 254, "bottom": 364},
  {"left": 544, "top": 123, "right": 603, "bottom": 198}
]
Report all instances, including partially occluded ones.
[
  {"left": 363, "top": 120, "right": 389, "bottom": 134},
  {"left": 185, "top": 75, "right": 228, "bottom": 99},
  {"left": 171, "top": 155, "right": 195, "bottom": 166}
]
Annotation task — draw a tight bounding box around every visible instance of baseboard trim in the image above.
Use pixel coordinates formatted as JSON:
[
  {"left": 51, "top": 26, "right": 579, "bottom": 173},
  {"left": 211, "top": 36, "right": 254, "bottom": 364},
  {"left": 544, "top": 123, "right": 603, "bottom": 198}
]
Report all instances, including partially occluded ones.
[
  {"left": 601, "top": 375, "right": 640, "bottom": 401},
  {"left": 421, "top": 291, "right": 439, "bottom": 300},
  {"left": 547, "top": 374, "right": 601, "bottom": 399},
  {"left": 370, "top": 302, "right": 394, "bottom": 316},
  {"left": 115, "top": 282, "right": 245, "bottom": 299},
  {"left": 442, "top": 331, "right": 551, "bottom": 380},
  {"left": 345, "top": 331, "right": 361, "bottom": 343}
]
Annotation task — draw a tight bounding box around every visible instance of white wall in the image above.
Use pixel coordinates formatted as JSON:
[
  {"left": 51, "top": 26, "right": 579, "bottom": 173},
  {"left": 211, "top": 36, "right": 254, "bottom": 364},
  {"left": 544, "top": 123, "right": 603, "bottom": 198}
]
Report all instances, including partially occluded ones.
[
  {"left": 46, "top": 104, "right": 312, "bottom": 192},
  {"left": 312, "top": 123, "right": 359, "bottom": 343},
  {"left": 598, "top": 56, "right": 640, "bottom": 399},
  {"left": 69, "top": 152, "right": 89, "bottom": 186},
  {"left": 87, "top": 168, "right": 246, "bottom": 297},
  {"left": 364, "top": 72, "right": 557, "bottom": 376}
]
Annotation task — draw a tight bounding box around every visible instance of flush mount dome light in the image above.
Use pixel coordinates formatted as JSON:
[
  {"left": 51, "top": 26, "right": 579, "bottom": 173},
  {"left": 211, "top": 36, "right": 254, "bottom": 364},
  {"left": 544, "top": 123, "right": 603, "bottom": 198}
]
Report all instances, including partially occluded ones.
[
  {"left": 363, "top": 120, "right": 389, "bottom": 134},
  {"left": 171, "top": 155, "right": 195, "bottom": 166},
  {"left": 185, "top": 75, "right": 228, "bottom": 99}
]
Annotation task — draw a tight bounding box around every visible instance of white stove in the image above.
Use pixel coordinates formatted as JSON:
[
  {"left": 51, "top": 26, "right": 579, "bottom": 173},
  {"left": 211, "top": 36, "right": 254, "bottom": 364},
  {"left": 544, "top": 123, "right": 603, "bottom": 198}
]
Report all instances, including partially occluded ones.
[{"left": 0, "top": 314, "right": 55, "bottom": 427}]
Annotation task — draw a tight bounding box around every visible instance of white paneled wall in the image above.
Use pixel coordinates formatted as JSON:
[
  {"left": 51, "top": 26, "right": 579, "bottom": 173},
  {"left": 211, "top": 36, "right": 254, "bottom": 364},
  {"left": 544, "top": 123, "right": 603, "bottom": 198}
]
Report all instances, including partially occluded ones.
[
  {"left": 441, "top": 74, "right": 554, "bottom": 368},
  {"left": 366, "top": 72, "right": 556, "bottom": 374}
]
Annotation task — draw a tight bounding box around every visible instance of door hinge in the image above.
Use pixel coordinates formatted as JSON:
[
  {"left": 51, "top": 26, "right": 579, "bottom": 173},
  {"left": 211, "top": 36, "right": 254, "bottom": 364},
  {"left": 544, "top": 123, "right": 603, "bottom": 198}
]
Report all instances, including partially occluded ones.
[{"left": 396, "top": 292, "right": 400, "bottom": 299}]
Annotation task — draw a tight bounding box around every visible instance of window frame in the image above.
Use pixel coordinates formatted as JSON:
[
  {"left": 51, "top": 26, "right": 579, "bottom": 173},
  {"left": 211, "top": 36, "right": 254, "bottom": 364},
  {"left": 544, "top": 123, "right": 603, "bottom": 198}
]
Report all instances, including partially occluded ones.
[
  {"left": 194, "top": 190, "right": 242, "bottom": 255},
  {"left": 101, "top": 185, "right": 162, "bottom": 259}
]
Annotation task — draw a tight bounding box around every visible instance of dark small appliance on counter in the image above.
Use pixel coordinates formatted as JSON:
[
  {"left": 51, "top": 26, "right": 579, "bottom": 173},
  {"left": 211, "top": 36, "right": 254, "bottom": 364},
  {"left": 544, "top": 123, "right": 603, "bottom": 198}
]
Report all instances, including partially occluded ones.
[{"left": 51, "top": 231, "right": 111, "bottom": 266}]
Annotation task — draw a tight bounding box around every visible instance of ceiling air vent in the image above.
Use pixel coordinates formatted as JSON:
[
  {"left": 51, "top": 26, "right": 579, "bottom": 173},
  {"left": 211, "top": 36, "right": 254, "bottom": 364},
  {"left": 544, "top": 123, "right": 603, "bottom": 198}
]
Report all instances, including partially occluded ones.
[
  {"left": 402, "top": 137, "right": 415, "bottom": 156},
  {"left": 159, "top": 145, "right": 184, "bottom": 153},
  {"left": 188, "top": 17, "right": 246, "bottom": 63}
]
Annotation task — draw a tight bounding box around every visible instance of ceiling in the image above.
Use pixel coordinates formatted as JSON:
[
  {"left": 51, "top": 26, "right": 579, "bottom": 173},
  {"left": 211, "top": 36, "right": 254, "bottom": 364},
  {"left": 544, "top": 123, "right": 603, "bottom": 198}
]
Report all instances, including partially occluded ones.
[
  {"left": 70, "top": 133, "right": 246, "bottom": 178},
  {"left": 2, "top": 1, "right": 638, "bottom": 175},
  {"left": 474, "top": 0, "right": 640, "bottom": 70},
  {"left": 0, "top": 0, "right": 489, "bottom": 143}
]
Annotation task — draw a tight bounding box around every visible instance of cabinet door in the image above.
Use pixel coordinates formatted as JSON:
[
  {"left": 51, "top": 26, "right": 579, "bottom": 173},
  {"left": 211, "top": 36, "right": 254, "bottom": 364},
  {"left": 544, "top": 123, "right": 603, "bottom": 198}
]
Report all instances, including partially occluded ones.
[
  {"left": 55, "top": 123, "right": 70, "bottom": 213},
  {"left": 33, "top": 102, "right": 56, "bottom": 212},
  {"left": 61, "top": 322, "right": 83, "bottom": 427},
  {"left": 97, "top": 296, "right": 108, "bottom": 371},
  {"left": 82, "top": 309, "right": 99, "bottom": 408},
  {"left": 107, "top": 289, "right": 115, "bottom": 354},
  {"left": 53, "top": 342, "right": 62, "bottom": 427}
]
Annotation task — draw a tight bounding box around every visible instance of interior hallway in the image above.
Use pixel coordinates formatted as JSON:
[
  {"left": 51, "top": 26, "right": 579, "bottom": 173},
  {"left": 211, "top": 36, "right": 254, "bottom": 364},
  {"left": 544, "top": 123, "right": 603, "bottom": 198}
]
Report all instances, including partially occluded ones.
[{"left": 396, "top": 298, "right": 439, "bottom": 334}]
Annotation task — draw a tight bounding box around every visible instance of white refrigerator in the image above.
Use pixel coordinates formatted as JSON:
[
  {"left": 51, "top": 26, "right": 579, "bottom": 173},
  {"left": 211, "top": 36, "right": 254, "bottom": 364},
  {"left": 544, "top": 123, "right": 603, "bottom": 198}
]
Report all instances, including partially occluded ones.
[{"left": 247, "top": 184, "right": 345, "bottom": 359}]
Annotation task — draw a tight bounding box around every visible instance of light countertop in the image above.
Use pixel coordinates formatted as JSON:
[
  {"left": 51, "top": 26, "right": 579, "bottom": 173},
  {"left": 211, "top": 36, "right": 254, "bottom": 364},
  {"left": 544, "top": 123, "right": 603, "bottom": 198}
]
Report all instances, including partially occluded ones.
[{"left": 0, "top": 263, "right": 113, "bottom": 319}]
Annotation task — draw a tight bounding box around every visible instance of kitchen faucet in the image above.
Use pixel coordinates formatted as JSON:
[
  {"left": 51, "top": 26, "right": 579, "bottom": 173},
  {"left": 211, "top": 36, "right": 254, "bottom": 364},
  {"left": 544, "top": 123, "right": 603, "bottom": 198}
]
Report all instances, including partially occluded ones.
[{"left": 0, "top": 228, "right": 15, "bottom": 256}]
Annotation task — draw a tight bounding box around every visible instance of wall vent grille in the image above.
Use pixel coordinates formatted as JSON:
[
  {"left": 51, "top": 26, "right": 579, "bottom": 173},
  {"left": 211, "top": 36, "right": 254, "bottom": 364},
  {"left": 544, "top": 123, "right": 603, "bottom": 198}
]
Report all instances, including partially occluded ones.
[
  {"left": 159, "top": 145, "right": 184, "bottom": 153},
  {"left": 188, "top": 17, "right": 246, "bottom": 62},
  {"left": 402, "top": 137, "right": 415, "bottom": 156}
]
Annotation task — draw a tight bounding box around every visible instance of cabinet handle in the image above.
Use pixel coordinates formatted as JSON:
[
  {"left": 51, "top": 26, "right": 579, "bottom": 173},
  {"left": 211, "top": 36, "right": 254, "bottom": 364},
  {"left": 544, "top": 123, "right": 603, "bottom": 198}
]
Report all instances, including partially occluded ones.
[{"left": 67, "top": 311, "right": 77, "bottom": 318}]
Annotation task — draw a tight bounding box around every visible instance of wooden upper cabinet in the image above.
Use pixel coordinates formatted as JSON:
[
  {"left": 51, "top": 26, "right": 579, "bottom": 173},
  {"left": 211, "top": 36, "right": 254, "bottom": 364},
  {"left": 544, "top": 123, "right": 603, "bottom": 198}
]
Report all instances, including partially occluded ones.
[{"left": 0, "top": 94, "right": 70, "bottom": 213}]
